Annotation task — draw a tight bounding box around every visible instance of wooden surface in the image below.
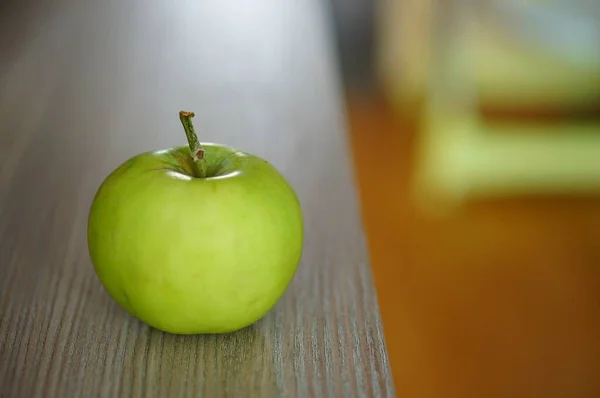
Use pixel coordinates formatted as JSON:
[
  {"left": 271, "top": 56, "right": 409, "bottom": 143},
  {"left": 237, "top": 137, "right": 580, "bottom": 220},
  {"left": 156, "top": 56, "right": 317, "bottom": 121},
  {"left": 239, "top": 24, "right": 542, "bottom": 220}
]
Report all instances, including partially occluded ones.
[
  {"left": 347, "top": 94, "right": 600, "bottom": 398},
  {"left": 0, "top": 1, "right": 393, "bottom": 397}
]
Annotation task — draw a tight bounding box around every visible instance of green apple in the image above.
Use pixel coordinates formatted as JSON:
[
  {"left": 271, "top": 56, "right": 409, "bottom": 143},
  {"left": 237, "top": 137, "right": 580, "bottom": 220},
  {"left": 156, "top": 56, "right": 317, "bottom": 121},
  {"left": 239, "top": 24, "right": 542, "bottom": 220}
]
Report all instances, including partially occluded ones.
[{"left": 87, "top": 111, "right": 303, "bottom": 334}]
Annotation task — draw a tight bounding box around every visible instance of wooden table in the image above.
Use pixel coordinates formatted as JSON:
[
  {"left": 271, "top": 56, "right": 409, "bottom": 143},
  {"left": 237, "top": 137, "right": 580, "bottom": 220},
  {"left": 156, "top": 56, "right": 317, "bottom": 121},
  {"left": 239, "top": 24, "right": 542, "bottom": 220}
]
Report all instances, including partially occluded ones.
[{"left": 0, "top": 1, "right": 393, "bottom": 396}]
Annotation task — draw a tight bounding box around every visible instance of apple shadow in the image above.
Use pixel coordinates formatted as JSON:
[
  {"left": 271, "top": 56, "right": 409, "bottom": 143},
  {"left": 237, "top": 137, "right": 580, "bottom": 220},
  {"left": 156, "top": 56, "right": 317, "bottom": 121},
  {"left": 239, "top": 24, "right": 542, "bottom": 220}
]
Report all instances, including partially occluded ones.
[
  {"left": 79, "top": 271, "right": 281, "bottom": 396},
  {"left": 148, "top": 320, "right": 281, "bottom": 396}
]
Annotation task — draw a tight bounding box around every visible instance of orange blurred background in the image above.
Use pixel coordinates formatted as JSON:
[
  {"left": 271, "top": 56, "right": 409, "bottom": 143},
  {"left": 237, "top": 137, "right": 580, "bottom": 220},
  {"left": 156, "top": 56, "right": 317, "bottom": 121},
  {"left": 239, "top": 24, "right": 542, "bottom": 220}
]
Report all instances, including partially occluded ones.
[{"left": 330, "top": 0, "right": 600, "bottom": 397}]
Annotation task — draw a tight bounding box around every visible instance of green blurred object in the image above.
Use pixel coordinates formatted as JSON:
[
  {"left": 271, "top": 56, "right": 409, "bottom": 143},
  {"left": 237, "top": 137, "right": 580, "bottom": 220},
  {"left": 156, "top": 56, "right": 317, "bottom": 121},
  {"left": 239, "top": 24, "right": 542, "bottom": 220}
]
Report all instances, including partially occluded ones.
[
  {"left": 378, "top": 0, "right": 600, "bottom": 211},
  {"left": 413, "top": 104, "right": 600, "bottom": 212}
]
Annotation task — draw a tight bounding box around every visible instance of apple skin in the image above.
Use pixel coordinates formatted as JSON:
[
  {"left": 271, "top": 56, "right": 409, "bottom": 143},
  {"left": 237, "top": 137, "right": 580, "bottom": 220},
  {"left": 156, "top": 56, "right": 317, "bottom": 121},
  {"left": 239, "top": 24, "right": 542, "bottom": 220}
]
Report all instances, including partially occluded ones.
[{"left": 87, "top": 143, "right": 303, "bottom": 334}]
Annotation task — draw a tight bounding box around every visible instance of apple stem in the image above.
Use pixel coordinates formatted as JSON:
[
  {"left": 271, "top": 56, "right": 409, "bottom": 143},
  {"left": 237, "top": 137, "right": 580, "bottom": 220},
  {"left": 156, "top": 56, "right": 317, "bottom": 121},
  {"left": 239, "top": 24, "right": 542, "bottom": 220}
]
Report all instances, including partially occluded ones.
[{"left": 179, "top": 111, "right": 207, "bottom": 178}]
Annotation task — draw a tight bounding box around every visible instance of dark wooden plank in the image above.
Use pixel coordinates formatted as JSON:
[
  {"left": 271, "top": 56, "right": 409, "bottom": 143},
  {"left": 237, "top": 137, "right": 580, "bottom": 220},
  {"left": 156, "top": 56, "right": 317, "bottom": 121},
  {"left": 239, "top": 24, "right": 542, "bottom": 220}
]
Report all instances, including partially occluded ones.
[{"left": 0, "top": 0, "right": 393, "bottom": 397}]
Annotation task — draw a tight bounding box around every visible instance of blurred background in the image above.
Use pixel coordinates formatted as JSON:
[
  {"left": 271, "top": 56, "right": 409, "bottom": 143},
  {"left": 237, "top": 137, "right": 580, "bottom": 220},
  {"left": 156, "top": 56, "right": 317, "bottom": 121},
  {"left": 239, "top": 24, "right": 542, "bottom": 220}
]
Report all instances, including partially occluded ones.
[{"left": 330, "top": 0, "right": 600, "bottom": 397}]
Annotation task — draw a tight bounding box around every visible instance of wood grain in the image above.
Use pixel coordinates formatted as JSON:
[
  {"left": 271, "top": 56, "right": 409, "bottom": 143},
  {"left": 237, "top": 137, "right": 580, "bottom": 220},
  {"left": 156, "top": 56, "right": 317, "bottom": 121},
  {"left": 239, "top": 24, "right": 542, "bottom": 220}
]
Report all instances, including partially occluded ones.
[{"left": 0, "top": 1, "right": 394, "bottom": 397}]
